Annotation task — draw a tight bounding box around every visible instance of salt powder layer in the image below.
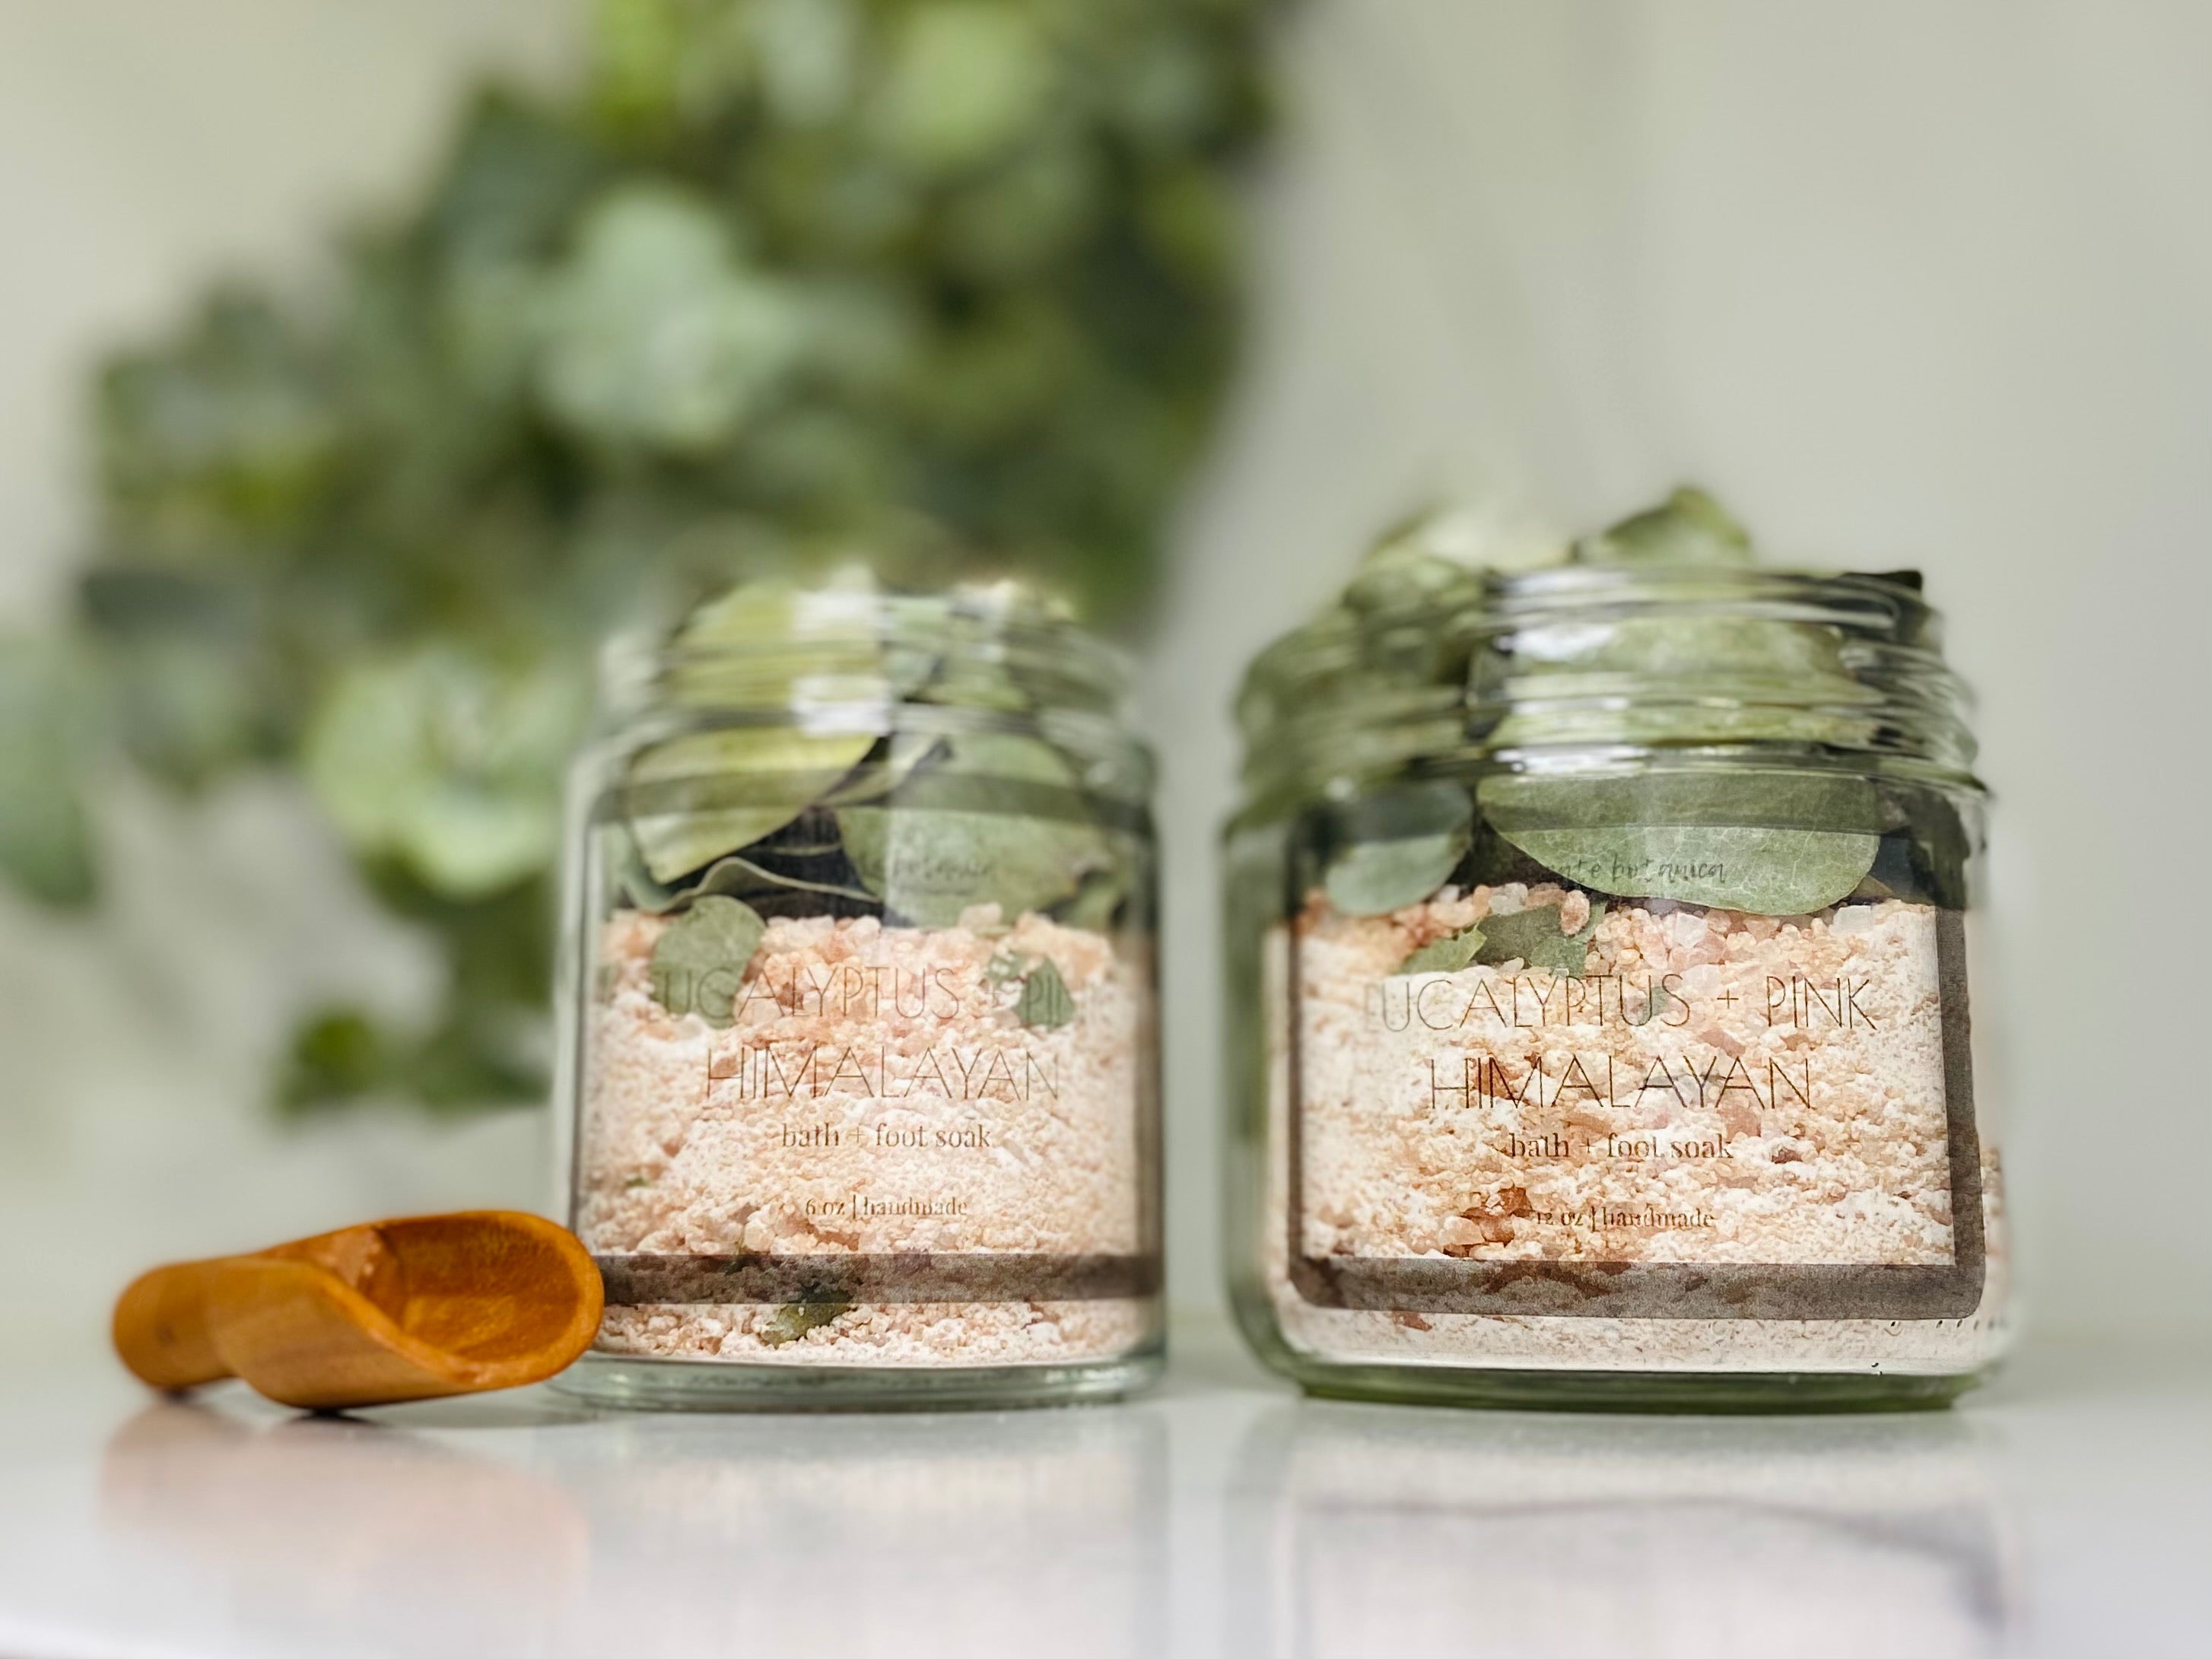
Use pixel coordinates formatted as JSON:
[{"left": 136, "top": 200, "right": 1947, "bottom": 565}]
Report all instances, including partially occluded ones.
[
  {"left": 580, "top": 907, "right": 1154, "bottom": 1367},
  {"left": 1260, "top": 887, "right": 2009, "bottom": 1374}
]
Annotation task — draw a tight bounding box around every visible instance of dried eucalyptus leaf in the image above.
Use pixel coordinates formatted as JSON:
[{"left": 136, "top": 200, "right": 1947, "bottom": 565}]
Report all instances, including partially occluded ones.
[
  {"left": 1015, "top": 958, "right": 1074, "bottom": 1028},
  {"left": 626, "top": 725, "right": 877, "bottom": 882},
  {"left": 648, "top": 895, "right": 765, "bottom": 1027},
  {"left": 676, "top": 580, "right": 802, "bottom": 655},
  {"left": 1457, "top": 818, "right": 1557, "bottom": 891},
  {"left": 1397, "top": 923, "right": 1486, "bottom": 976},
  {"left": 1484, "top": 599, "right": 1867, "bottom": 750},
  {"left": 759, "top": 1301, "right": 853, "bottom": 1346},
  {"left": 1481, "top": 771, "right": 1879, "bottom": 916},
  {"left": 822, "top": 732, "right": 946, "bottom": 805},
  {"left": 1889, "top": 787, "right": 1973, "bottom": 911},
  {"left": 1324, "top": 833, "right": 1464, "bottom": 917},
  {"left": 1502, "top": 825, "right": 1876, "bottom": 916},
  {"left": 614, "top": 831, "right": 684, "bottom": 912},
  {"left": 691, "top": 850, "right": 876, "bottom": 907},
  {"left": 923, "top": 653, "right": 1030, "bottom": 713},
  {"left": 627, "top": 576, "right": 900, "bottom": 881},
  {"left": 837, "top": 731, "right": 1103, "bottom": 926},
  {"left": 676, "top": 570, "right": 891, "bottom": 675},
  {"left": 1341, "top": 546, "right": 1481, "bottom": 616},
  {"left": 1483, "top": 771, "right": 1882, "bottom": 835},
  {"left": 1320, "top": 781, "right": 1472, "bottom": 917},
  {"left": 1491, "top": 700, "right": 1875, "bottom": 751},
  {"left": 1060, "top": 866, "right": 1126, "bottom": 932},
  {"left": 1456, "top": 485, "right": 1889, "bottom": 751},
  {"left": 1572, "top": 485, "right": 1753, "bottom": 567},
  {"left": 1474, "top": 901, "right": 1604, "bottom": 979}
]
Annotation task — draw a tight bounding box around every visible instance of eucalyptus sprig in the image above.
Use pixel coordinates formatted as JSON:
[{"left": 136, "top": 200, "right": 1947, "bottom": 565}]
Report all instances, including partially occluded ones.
[{"left": 6, "top": 0, "right": 1275, "bottom": 1114}]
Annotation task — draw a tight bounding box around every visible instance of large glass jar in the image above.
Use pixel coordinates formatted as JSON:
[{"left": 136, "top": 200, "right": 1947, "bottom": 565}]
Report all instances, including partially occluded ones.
[
  {"left": 555, "top": 576, "right": 1162, "bottom": 1409},
  {"left": 1223, "top": 494, "right": 2011, "bottom": 1409}
]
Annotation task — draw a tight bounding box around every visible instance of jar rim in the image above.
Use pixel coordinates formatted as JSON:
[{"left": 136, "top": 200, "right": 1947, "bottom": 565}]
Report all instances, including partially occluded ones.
[
  {"left": 598, "top": 583, "right": 1136, "bottom": 720},
  {"left": 1236, "top": 561, "right": 1982, "bottom": 802}
]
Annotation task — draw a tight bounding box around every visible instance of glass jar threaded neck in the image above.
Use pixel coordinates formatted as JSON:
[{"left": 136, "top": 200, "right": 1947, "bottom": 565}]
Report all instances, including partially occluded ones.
[{"left": 1238, "top": 564, "right": 1979, "bottom": 804}]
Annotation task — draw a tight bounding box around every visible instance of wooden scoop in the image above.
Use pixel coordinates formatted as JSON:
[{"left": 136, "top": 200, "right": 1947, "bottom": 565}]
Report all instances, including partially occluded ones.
[{"left": 113, "top": 1211, "right": 605, "bottom": 1411}]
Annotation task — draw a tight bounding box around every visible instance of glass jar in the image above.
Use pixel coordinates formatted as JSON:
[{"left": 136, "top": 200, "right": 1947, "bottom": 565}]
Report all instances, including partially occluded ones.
[
  {"left": 1223, "top": 501, "right": 2011, "bottom": 1409},
  {"left": 554, "top": 577, "right": 1162, "bottom": 1409}
]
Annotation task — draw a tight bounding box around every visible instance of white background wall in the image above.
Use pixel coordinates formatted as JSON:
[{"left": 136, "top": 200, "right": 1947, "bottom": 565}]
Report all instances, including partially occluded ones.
[
  {"left": 1153, "top": 0, "right": 2212, "bottom": 1336},
  {"left": 3, "top": 1, "right": 2207, "bottom": 1360}
]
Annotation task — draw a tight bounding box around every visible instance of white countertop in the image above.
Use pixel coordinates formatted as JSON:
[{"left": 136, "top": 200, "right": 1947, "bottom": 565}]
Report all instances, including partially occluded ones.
[{"left": 3, "top": 1324, "right": 2205, "bottom": 1659}]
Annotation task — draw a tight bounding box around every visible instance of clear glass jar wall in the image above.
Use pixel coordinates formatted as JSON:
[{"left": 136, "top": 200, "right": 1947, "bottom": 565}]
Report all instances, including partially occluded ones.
[
  {"left": 1223, "top": 500, "right": 2011, "bottom": 1410},
  {"left": 555, "top": 580, "right": 1162, "bottom": 1409}
]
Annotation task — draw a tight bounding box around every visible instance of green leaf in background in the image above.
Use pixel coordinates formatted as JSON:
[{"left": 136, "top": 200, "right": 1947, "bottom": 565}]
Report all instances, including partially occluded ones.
[
  {"left": 876, "top": 3, "right": 1055, "bottom": 176},
  {"left": 18, "top": 0, "right": 1278, "bottom": 1114},
  {"left": 1473, "top": 901, "right": 1604, "bottom": 980},
  {"left": 95, "top": 291, "right": 341, "bottom": 550},
  {"left": 1397, "top": 923, "right": 1486, "bottom": 976},
  {"left": 278, "top": 1009, "right": 388, "bottom": 1112},
  {"left": 838, "top": 730, "right": 1104, "bottom": 926},
  {"left": 78, "top": 567, "right": 272, "bottom": 790},
  {"left": 280, "top": 960, "right": 550, "bottom": 1119},
  {"left": 648, "top": 894, "right": 767, "bottom": 1027},
  {"left": 301, "top": 644, "right": 586, "bottom": 901},
  {"left": 1320, "top": 781, "right": 1472, "bottom": 917},
  {"left": 1480, "top": 771, "right": 1880, "bottom": 916},
  {"left": 280, "top": 869, "right": 563, "bottom": 1115},
  {"left": 533, "top": 185, "right": 812, "bottom": 453},
  {"left": 0, "top": 638, "right": 99, "bottom": 908}
]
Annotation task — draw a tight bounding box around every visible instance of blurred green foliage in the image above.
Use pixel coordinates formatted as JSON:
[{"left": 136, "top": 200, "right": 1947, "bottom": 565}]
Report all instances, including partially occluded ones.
[{"left": 0, "top": 0, "right": 1274, "bottom": 1114}]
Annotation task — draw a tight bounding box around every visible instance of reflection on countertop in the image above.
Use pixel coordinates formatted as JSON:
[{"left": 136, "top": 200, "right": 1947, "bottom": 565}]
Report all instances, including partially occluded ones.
[
  {"left": 2, "top": 1330, "right": 2201, "bottom": 1658},
  {"left": 100, "top": 1400, "right": 593, "bottom": 1657},
  {"left": 96, "top": 1386, "right": 1168, "bottom": 1659},
  {"left": 542, "top": 1402, "right": 1168, "bottom": 1658},
  {"left": 1225, "top": 1400, "right": 2010, "bottom": 1659}
]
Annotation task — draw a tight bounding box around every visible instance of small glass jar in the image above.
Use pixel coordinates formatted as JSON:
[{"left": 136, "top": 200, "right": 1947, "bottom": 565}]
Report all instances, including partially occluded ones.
[
  {"left": 1224, "top": 503, "right": 2011, "bottom": 1409},
  {"left": 554, "top": 577, "right": 1162, "bottom": 1409}
]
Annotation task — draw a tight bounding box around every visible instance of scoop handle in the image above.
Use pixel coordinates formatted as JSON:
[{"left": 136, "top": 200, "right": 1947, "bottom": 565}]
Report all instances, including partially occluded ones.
[{"left": 113, "top": 1259, "right": 239, "bottom": 1390}]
